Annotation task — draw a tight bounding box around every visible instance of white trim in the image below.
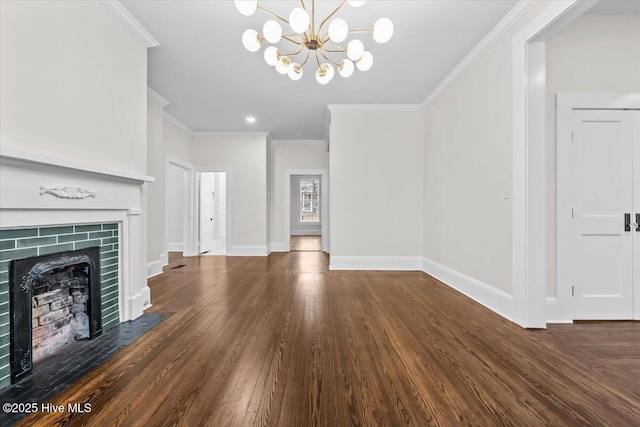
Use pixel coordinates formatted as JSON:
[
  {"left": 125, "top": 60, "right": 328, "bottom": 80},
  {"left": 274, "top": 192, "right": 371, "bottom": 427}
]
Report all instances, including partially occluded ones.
[
  {"left": 163, "top": 112, "right": 194, "bottom": 134},
  {"left": 290, "top": 229, "right": 321, "bottom": 236},
  {"left": 227, "top": 246, "right": 268, "bottom": 256},
  {"left": 556, "top": 93, "right": 640, "bottom": 109},
  {"left": 421, "top": 257, "right": 514, "bottom": 322},
  {"left": 330, "top": 256, "right": 423, "bottom": 271},
  {"left": 168, "top": 243, "right": 183, "bottom": 252},
  {"left": 147, "top": 260, "right": 163, "bottom": 278},
  {"left": 164, "top": 156, "right": 195, "bottom": 265},
  {"left": 0, "top": 147, "right": 154, "bottom": 184},
  {"left": 99, "top": 1, "right": 159, "bottom": 48},
  {"left": 327, "top": 104, "right": 422, "bottom": 113},
  {"left": 511, "top": 0, "right": 592, "bottom": 329},
  {"left": 147, "top": 87, "right": 170, "bottom": 107},
  {"left": 160, "top": 252, "right": 168, "bottom": 267},
  {"left": 269, "top": 242, "right": 288, "bottom": 252},
  {"left": 422, "top": 0, "right": 537, "bottom": 108},
  {"left": 284, "top": 169, "right": 329, "bottom": 252},
  {"left": 546, "top": 297, "right": 574, "bottom": 323}
]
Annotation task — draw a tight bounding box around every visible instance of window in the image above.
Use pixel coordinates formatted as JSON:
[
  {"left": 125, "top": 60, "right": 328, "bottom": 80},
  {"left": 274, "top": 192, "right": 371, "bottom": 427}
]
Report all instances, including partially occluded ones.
[{"left": 299, "top": 178, "right": 320, "bottom": 223}]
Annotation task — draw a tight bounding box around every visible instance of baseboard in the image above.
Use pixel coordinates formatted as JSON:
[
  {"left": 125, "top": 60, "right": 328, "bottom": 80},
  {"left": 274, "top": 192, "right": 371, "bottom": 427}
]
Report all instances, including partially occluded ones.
[
  {"left": 269, "top": 242, "right": 288, "bottom": 252},
  {"left": 168, "top": 242, "right": 183, "bottom": 252},
  {"left": 421, "top": 257, "right": 513, "bottom": 321},
  {"left": 227, "top": 245, "right": 268, "bottom": 256},
  {"left": 545, "top": 297, "right": 573, "bottom": 324},
  {"left": 147, "top": 260, "right": 163, "bottom": 279},
  {"left": 330, "top": 256, "right": 423, "bottom": 271},
  {"left": 290, "top": 229, "right": 321, "bottom": 236},
  {"left": 160, "top": 252, "right": 168, "bottom": 267}
]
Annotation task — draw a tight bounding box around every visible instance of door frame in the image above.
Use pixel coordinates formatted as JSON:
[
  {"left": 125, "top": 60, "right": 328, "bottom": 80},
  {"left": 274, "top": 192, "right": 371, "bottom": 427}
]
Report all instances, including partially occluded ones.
[
  {"left": 164, "top": 155, "right": 195, "bottom": 261},
  {"left": 193, "top": 166, "right": 233, "bottom": 256},
  {"left": 284, "top": 169, "right": 329, "bottom": 252},
  {"left": 511, "top": 0, "right": 600, "bottom": 328},
  {"left": 556, "top": 94, "right": 640, "bottom": 322}
]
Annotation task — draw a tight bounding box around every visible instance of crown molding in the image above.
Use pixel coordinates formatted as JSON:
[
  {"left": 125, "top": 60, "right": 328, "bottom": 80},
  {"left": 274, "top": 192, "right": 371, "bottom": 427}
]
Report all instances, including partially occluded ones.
[
  {"left": 193, "top": 131, "right": 270, "bottom": 137},
  {"left": 270, "top": 139, "right": 326, "bottom": 144},
  {"left": 327, "top": 104, "right": 423, "bottom": 113},
  {"left": 100, "top": 0, "right": 159, "bottom": 48},
  {"left": 422, "top": 0, "right": 538, "bottom": 109},
  {"left": 147, "top": 87, "right": 170, "bottom": 107},
  {"left": 163, "top": 112, "right": 194, "bottom": 134}
]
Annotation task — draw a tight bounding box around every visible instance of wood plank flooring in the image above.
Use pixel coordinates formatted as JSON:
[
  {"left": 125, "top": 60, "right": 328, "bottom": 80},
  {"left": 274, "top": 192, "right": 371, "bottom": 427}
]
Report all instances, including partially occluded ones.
[
  {"left": 290, "top": 235, "right": 322, "bottom": 252},
  {"left": 16, "top": 251, "right": 640, "bottom": 426}
]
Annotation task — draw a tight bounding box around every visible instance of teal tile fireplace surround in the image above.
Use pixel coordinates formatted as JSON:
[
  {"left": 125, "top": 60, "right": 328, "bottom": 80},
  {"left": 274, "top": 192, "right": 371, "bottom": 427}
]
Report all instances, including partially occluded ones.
[{"left": 0, "top": 223, "right": 121, "bottom": 389}]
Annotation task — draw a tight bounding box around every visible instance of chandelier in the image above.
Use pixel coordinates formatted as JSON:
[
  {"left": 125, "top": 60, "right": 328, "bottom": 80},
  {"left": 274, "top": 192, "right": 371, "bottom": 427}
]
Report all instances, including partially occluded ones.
[{"left": 234, "top": 0, "right": 393, "bottom": 84}]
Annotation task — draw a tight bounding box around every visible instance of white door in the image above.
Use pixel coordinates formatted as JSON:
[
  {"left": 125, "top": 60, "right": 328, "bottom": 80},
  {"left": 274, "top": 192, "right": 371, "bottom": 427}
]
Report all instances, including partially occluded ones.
[
  {"left": 199, "top": 173, "right": 215, "bottom": 254},
  {"left": 571, "top": 110, "right": 636, "bottom": 319}
]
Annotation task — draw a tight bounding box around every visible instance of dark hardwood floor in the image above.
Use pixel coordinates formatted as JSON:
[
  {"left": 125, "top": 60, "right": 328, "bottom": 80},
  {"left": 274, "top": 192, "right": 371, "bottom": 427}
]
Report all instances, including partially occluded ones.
[
  {"left": 16, "top": 250, "right": 640, "bottom": 426},
  {"left": 290, "top": 235, "right": 322, "bottom": 252}
]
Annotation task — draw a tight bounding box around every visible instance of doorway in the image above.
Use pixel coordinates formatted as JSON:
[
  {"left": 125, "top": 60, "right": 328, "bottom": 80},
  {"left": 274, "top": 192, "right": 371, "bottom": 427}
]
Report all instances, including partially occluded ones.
[
  {"left": 199, "top": 172, "right": 227, "bottom": 255},
  {"left": 290, "top": 175, "right": 322, "bottom": 251},
  {"left": 557, "top": 94, "right": 640, "bottom": 320}
]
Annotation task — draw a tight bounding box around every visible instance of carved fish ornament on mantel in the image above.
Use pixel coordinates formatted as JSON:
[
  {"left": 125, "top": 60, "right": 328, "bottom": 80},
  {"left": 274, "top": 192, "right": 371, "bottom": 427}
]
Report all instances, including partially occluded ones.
[{"left": 39, "top": 186, "right": 96, "bottom": 199}]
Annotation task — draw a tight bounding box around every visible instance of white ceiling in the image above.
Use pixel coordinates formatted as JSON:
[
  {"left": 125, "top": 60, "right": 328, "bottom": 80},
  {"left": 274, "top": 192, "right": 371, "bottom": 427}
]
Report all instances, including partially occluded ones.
[{"left": 122, "top": 0, "right": 520, "bottom": 140}]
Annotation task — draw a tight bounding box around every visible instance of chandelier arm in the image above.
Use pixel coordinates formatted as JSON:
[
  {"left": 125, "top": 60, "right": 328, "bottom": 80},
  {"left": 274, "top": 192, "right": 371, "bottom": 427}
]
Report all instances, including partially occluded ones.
[
  {"left": 300, "top": 0, "right": 306, "bottom": 11},
  {"left": 324, "top": 48, "right": 346, "bottom": 53},
  {"left": 300, "top": 49, "right": 311, "bottom": 67},
  {"left": 257, "top": 5, "right": 290, "bottom": 24},
  {"left": 317, "top": 0, "right": 348, "bottom": 33},
  {"left": 282, "top": 35, "right": 303, "bottom": 45},
  {"left": 328, "top": 41, "right": 345, "bottom": 50},
  {"left": 281, "top": 45, "right": 305, "bottom": 57},
  {"left": 321, "top": 51, "right": 340, "bottom": 67},
  {"left": 311, "top": 0, "right": 315, "bottom": 35},
  {"left": 315, "top": 48, "right": 323, "bottom": 67},
  {"left": 349, "top": 29, "right": 374, "bottom": 33}
]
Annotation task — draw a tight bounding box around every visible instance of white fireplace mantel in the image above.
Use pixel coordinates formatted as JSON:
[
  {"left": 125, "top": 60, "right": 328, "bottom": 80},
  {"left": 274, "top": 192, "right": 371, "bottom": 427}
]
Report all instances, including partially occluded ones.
[{"left": 0, "top": 146, "right": 155, "bottom": 322}]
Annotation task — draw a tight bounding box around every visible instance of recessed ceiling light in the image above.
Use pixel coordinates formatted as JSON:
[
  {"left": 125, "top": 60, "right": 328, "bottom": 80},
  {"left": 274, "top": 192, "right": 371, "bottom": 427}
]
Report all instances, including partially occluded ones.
[{"left": 246, "top": 116, "right": 256, "bottom": 124}]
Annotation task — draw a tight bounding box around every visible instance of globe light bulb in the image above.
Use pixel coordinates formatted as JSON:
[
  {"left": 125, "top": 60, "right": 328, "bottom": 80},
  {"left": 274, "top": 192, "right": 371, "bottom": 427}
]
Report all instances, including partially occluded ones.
[
  {"left": 373, "top": 18, "right": 393, "bottom": 43},
  {"left": 328, "top": 19, "right": 349, "bottom": 43},
  {"left": 316, "top": 63, "right": 334, "bottom": 84},
  {"left": 263, "top": 20, "right": 282, "bottom": 44},
  {"left": 356, "top": 51, "right": 373, "bottom": 71},
  {"left": 242, "top": 29, "right": 261, "bottom": 52},
  {"left": 347, "top": 0, "right": 367, "bottom": 7},
  {"left": 288, "top": 64, "right": 303, "bottom": 81},
  {"left": 264, "top": 46, "right": 279, "bottom": 66},
  {"left": 276, "top": 56, "right": 291, "bottom": 75},
  {"left": 347, "top": 40, "right": 364, "bottom": 61},
  {"left": 289, "top": 8, "right": 310, "bottom": 33},
  {"left": 338, "top": 59, "right": 354, "bottom": 77},
  {"left": 235, "top": 0, "right": 258, "bottom": 16}
]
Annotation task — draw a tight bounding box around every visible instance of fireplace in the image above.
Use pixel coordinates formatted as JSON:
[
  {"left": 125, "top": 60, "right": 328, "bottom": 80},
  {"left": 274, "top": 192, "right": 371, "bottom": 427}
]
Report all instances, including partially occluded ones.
[{"left": 9, "top": 247, "right": 102, "bottom": 383}]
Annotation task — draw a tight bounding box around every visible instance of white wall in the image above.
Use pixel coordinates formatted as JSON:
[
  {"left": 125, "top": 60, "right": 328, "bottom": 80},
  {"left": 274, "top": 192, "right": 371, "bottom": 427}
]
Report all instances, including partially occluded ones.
[
  {"left": 544, "top": 14, "right": 640, "bottom": 297},
  {"left": 192, "top": 133, "right": 269, "bottom": 252},
  {"left": 422, "top": 2, "right": 551, "bottom": 294},
  {"left": 269, "top": 141, "right": 327, "bottom": 246},
  {"left": 0, "top": 0, "right": 147, "bottom": 175},
  {"left": 167, "top": 164, "right": 185, "bottom": 248},
  {"left": 329, "top": 108, "right": 423, "bottom": 266},
  {"left": 164, "top": 115, "right": 194, "bottom": 163}
]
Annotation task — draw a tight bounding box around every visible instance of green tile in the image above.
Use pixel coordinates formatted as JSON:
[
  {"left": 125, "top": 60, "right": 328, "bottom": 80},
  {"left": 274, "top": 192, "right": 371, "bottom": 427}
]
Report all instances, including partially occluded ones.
[
  {"left": 0, "top": 333, "right": 9, "bottom": 347},
  {"left": 102, "top": 237, "right": 118, "bottom": 245},
  {"left": 100, "top": 250, "right": 118, "bottom": 260},
  {"left": 0, "top": 272, "right": 7, "bottom": 285},
  {"left": 102, "top": 224, "right": 118, "bottom": 230},
  {"left": 90, "top": 231, "right": 112, "bottom": 239},
  {"left": 102, "top": 282, "right": 118, "bottom": 293},
  {"left": 74, "top": 240, "right": 101, "bottom": 250},
  {"left": 102, "top": 297, "right": 118, "bottom": 310},
  {"left": 75, "top": 224, "right": 101, "bottom": 232},
  {"left": 113, "top": 230, "right": 119, "bottom": 237},
  {"left": 0, "top": 313, "right": 7, "bottom": 326},
  {"left": 0, "top": 324, "right": 9, "bottom": 336},
  {"left": 101, "top": 264, "right": 118, "bottom": 274},
  {"left": 0, "top": 292, "right": 8, "bottom": 305},
  {"left": 102, "top": 271, "right": 118, "bottom": 281},
  {"left": 101, "top": 258, "right": 117, "bottom": 267},
  {"left": 102, "top": 304, "right": 118, "bottom": 317},
  {"left": 17, "top": 236, "right": 56, "bottom": 248},
  {"left": 114, "top": 244, "right": 119, "bottom": 251},
  {"left": 0, "top": 241, "right": 15, "bottom": 251},
  {"left": 103, "top": 315, "right": 119, "bottom": 331},
  {"left": 0, "top": 247, "right": 37, "bottom": 262},
  {"left": 58, "top": 233, "right": 89, "bottom": 243},
  {"left": 0, "top": 228, "right": 37, "bottom": 239},
  {"left": 0, "top": 261, "right": 8, "bottom": 273},
  {"left": 101, "top": 278, "right": 117, "bottom": 288},
  {"left": 38, "top": 243, "right": 74, "bottom": 256},
  {"left": 100, "top": 245, "right": 113, "bottom": 253},
  {"left": 39, "top": 226, "right": 74, "bottom": 236},
  {"left": 0, "top": 354, "right": 8, "bottom": 369}
]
